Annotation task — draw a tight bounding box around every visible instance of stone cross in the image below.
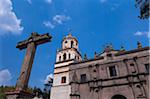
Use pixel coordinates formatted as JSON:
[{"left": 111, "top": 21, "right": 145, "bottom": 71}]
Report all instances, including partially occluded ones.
[{"left": 15, "top": 32, "right": 52, "bottom": 91}]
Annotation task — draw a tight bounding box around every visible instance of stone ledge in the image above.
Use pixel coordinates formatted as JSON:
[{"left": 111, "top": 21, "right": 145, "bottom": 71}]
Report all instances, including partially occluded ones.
[{"left": 5, "top": 90, "right": 33, "bottom": 99}]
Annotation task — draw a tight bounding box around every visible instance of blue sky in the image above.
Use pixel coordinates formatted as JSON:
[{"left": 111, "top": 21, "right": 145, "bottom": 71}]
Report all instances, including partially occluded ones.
[{"left": 0, "top": 0, "right": 149, "bottom": 89}]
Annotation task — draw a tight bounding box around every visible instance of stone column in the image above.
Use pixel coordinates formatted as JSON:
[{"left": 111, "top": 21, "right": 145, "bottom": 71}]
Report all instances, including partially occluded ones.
[{"left": 16, "top": 42, "right": 36, "bottom": 91}]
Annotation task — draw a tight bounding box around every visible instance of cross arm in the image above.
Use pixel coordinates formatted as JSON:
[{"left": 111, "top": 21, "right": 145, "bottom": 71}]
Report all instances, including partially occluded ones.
[{"left": 16, "top": 33, "right": 52, "bottom": 50}]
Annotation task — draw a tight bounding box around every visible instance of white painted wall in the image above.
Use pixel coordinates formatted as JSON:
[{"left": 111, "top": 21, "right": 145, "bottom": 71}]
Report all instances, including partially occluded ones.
[
  {"left": 53, "top": 72, "right": 69, "bottom": 86},
  {"left": 56, "top": 50, "right": 82, "bottom": 62},
  {"left": 51, "top": 34, "right": 82, "bottom": 99},
  {"left": 55, "top": 60, "right": 74, "bottom": 68},
  {"left": 51, "top": 85, "right": 71, "bottom": 99}
]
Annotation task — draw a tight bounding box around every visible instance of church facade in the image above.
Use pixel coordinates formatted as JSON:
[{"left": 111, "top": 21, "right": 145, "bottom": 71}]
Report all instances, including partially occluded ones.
[{"left": 50, "top": 34, "right": 149, "bottom": 99}]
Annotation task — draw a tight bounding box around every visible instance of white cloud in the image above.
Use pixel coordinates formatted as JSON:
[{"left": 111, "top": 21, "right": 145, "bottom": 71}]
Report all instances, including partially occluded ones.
[
  {"left": 0, "top": 0, "right": 23, "bottom": 35},
  {"left": 100, "top": 0, "right": 107, "bottom": 3},
  {"left": 111, "top": 3, "right": 119, "bottom": 11},
  {"left": 44, "top": 73, "right": 53, "bottom": 84},
  {"left": 134, "top": 31, "right": 143, "bottom": 36},
  {"left": 134, "top": 31, "right": 150, "bottom": 38},
  {"left": 45, "top": 0, "right": 52, "bottom": 4},
  {"left": 27, "top": 0, "right": 32, "bottom": 4},
  {"left": 0, "top": 69, "right": 12, "bottom": 86},
  {"left": 43, "top": 21, "right": 55, "bottom": 29},
  {"left": 53, "top": 15, "right": 70, "bottom": 24},
  {"left": 43, "top": 14, "right": 70, "bottom": 29}
]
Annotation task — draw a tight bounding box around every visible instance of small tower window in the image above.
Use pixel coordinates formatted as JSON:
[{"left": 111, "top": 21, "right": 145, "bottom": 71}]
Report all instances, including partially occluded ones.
[
  {"left": 93, "top": 69, "right": 97, "bottom": 72},
  {"left": 59, "top": 56, "right": 61, "bottom": 61},
  {"left": 63, "top": 53, "right": 66, "bottom": 60},
  {"left": 68, "top": 53, "right": 71, "bottom": 59},
  {"left": 71, "top": 41, "right": 74, "bottom": 48},
  {"left": 61, "top": 76, "right": 66, "bottom": 83},
  {"left": 65, "top": 41, "right": 67, "bottom": 43}
]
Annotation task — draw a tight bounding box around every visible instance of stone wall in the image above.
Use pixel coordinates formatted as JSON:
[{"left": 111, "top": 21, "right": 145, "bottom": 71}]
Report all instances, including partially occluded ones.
[{"left": 69, "top": 47, "right": 149, "bottom": 99}]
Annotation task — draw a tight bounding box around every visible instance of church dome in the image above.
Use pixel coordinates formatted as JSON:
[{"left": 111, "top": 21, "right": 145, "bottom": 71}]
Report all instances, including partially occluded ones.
[
  {"left": 62, "top": 34, "right": 78, "bottom": 43},
  {"left": 62, "top": 33, "right": 78, "bottom": 50}
]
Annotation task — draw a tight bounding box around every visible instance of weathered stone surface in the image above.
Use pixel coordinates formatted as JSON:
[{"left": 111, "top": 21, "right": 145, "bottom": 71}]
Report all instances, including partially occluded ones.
[
  {"left": 5, "top": 90, "right": 33, "bottom": 99},
  {"left": 16, "top": 32, "right": 52, "bottom": 91},
  {"left": 6, "top": 32, "right": 52, "bottom": 99},
  {"left": 51, "top": 34, "right": 149, "bottom": 99},
  {"left": 69, "top": 46, "right": 149, "bottom": 99}
]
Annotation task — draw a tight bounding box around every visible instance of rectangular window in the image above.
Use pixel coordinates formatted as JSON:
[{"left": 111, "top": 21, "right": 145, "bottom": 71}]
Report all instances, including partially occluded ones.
[
  {"left": 130, "top": 63, "right": 136, "bottom": 73},
  {"left": 80, "top": 74, "right": 86, "bottom": 83},
  {"left": 61, "top": 76, "right": 66, "bottom": 83},
  {"left": 145, "top": 64, "right": 149, "bottom": 73},
  {"left": 109, "top": 66, "right": 117, "bottom": 77}
]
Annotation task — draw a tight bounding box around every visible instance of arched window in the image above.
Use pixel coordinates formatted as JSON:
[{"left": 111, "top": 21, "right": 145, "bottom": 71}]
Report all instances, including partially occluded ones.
[
  {"left": 136, "top": 85, "right": 143, "bottom": 96},
  {"left": 68, "top": 53, "right": 71, "bottom": 59},
  {"left": 75, "top": 56, "right": 76, "bottom": 59},
  {"left": 65, "top": 41, "right": 68, "bottom": 43},
  {"left": 59, "top": 56, "right": 61, "bottom": 61},
  {"left": 63, "top": 53, "right": 66, "bottom": 60},
  {"left": 71, "top": 41, "right": 74, "bottom": 48},
  {"left": 111, "top": 95, "right": 127, "bottom": 99}
]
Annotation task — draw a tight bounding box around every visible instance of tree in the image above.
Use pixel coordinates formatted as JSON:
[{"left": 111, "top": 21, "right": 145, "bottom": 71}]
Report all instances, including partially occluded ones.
[
  {"left": 43, "top": 78, "right": 53, "bottom": 99},
  {"left": 0, "top": 86, "right": 15, "bottom": 99},
  {"left": 135, "top": 0, "right": 149, "bottom": 19},
  {"left": 33, "top": 87, "right": 43, "bottom": 98}
]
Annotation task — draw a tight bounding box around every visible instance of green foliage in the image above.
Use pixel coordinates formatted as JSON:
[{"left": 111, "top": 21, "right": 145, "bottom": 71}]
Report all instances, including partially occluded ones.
[
  {"left": 135, "top": 0, "right": 149, "bottom": 19},
  {"left": 0, "top": 85, "right": 15, "bottom": 99},
  {"left": 32, "top": 86, "right": 50, "bottom": 99},
  {"left": 0, "top": 93, "right": 6, "bottom": 99},
  {"left": 0, "top": 85, "right": 50, "bottom": 99},
  {"left": 0, "top": 86, "right": 34, "bottom": 99},
  {"left": 26, "top": 87, "right": 34, "bottom": 93}
]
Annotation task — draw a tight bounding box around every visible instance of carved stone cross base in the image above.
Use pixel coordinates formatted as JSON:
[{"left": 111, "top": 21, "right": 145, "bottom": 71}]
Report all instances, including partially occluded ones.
[{"left": 5, "top": 90, "right": 33, "bottom": 99}]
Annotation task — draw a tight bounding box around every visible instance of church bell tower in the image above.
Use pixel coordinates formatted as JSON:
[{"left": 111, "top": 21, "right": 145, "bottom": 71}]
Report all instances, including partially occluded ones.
[
  {"left": 56, "top": 33, "right": 82, "bottom": 63},
  {"left": 50, "top": 33, "right": 82, "bottom": 99}
]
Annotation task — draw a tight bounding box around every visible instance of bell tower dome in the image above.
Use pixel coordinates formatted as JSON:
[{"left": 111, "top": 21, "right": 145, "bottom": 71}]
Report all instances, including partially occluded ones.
[
  {"left": 62, "top": 34, "right": 78, "bottom": 49},
  {"left": 56, "top": 33, "right": 82, "bottom": 63}
]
